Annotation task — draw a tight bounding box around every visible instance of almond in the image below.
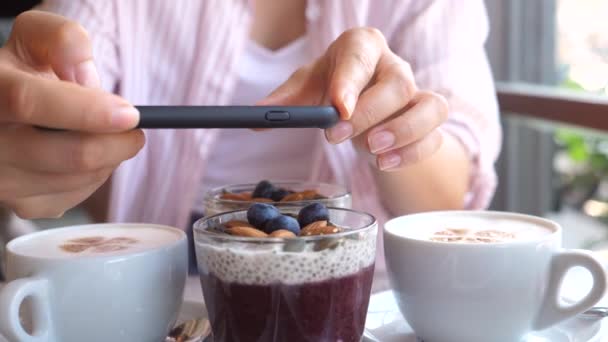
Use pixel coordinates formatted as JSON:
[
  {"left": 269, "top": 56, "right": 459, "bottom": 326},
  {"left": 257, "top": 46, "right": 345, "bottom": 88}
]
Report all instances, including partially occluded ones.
[
  {"left": 252, "top": 197, "right": 274, "bottom": 203},
  {"left": 227, "top": 226, "right": 268, "bottom": 238},
  {"left": 299, "top": 190, "right": 319, "bottom": 200},
  {"left": 281, "top": 193, "right": 304, "bottom": 202},
  {"left": 303, "top": 220, "right": 327, "bottom": 229},
  {"left": 269, "top": 229, "right": 296, "bottom": 238},
  {"left": 225, "top": 220, "right": 255, "bottom": 228},
  {"left": 300, "top": 220, "right": 342, "bottom": 236},
  {"left": 221, "top": 192, "right": 251, "bottom": 201}
]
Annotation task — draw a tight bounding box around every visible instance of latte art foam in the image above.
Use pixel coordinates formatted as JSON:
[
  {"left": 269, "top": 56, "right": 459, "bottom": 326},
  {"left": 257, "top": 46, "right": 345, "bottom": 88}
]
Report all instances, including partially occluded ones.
[
  {"left": 429, "top": 228, "right": 516, "bottom": 243},
  {"left": 394, "top": 217, "right": 553, "bottom": 243},
  {"left": 60, "top": 236, "right": 139, "bottom": 253},
  {"left": 12, "top": 226, "right": 181, "bottom": 258}
]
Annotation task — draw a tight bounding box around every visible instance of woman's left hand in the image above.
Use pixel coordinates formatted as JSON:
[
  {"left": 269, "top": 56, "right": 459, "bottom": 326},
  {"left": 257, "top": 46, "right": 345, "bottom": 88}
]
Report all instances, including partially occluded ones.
[{"left": 259, "top": 27, "right": 449, "bottom": 171}]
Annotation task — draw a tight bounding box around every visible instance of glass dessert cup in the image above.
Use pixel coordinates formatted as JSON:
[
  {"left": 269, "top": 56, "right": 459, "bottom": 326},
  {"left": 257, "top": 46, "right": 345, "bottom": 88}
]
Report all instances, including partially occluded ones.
[
  {"left": 202, "top": 181, "right": 352, "bottom": 216},
  {"left": 194, "top": 207, "right": 377, "bottom": 342}
]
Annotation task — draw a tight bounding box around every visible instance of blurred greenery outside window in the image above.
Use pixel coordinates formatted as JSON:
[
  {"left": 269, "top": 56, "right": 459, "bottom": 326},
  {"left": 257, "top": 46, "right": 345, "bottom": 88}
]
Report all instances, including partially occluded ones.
[{"left": 553, "top": 0, "right": 608, "bottom": 231}]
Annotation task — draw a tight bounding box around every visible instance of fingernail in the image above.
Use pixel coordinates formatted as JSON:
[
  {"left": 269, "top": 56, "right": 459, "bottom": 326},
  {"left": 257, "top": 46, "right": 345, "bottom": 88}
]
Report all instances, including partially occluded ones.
[
  {"left": 343, "top": 92, "right": 357, "bottom": 118},
  {"left": 326, "top": 121, "right": 353, "bottom": 144},
  {"left": 112, "top": 104, "right": 140, "bottom": 129},
  {"left": 74, "top": 60, "right": 101, "bottom": 88},
  {"left": 378, "top": 153, "right": 401, "bottom": 171},
  {"left": 368, "top": 131, "right": 396, "bottom": 154}
]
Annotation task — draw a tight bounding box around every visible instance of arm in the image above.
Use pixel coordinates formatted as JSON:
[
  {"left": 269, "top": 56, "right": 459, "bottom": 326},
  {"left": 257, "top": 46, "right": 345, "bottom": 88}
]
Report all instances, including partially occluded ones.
[
  {"left": 373, "top": 0, "right": 500, "bottom": 215},
  {"left": 372, "top": 132, "right": 471, "bottom": 215},
  {"left": 237, "top": 1, "right": 500, "bottom": 217},
  {"left": 0, "top": 8, "right": 141, "bottom": 220}
]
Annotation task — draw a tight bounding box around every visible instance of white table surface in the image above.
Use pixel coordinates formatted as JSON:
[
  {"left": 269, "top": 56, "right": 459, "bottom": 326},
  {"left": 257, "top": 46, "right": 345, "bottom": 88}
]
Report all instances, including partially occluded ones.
[{"left": 184, "top": 276, "right": 204, "bottom": 303}]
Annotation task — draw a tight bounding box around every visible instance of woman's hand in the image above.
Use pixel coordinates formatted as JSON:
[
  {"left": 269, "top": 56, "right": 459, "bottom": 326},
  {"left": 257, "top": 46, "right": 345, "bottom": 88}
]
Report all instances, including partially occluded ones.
[
  {"left": 259, "top": 27, "right": 449, "bottom": 171},
  {"left": 0, "top": 11, "right": 143, "bottom": 219}
]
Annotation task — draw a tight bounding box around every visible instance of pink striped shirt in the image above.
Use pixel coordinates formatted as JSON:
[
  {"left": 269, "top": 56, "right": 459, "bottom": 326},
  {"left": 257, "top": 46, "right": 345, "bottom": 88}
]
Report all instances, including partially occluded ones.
[{"left": 39, "top": 0, "right": 501, "bottom": 286}]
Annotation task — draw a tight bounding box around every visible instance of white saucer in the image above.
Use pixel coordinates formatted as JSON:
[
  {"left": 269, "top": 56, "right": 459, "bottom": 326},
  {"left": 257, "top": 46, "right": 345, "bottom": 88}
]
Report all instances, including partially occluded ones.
[{"left": 363, "top": 290, "right": 606, "bottom": 342}]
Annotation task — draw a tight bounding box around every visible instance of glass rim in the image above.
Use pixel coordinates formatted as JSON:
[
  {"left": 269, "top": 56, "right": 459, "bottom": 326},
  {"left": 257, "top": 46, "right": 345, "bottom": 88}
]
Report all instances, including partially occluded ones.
[
  {"left": 202, "top": 180, "right": 351, "bottom": 206},
  {"left": 193, "top": 207, "right": 377, "bottom": 244}
]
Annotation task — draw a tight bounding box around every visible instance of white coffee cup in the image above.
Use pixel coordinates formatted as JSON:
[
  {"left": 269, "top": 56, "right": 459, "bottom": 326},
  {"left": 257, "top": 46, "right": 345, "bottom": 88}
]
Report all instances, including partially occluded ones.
[
  {"left": 384, "top": 211, "right": 607, "bottom": 342},
  {"left": 0, "top": 223, "right": 187, "bottom": 342}
]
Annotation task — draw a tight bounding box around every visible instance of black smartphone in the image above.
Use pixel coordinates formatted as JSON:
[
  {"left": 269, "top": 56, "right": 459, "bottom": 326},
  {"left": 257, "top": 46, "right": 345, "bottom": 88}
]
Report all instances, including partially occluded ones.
[{"left": 135, "top": 106, "right": 340, "bottom": 129}]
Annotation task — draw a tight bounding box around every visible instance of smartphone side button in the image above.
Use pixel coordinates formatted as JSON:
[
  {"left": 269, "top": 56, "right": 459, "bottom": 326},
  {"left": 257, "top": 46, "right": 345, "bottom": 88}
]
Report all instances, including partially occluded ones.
[{"left": 265, "top": 111, "right": 290, "bottom": 121}]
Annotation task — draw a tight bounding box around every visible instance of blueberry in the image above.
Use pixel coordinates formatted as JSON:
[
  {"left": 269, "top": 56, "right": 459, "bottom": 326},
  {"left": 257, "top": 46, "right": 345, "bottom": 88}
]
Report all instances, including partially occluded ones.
[
  {"left": 265, "top": 215, "right": 301, "bottom": 235},
  {"left": 247, "top": 203, "right": 281, "bottom": 229},
  {"left": 270, "top": 188, "right": 291, "bottom": 202},
  {"left": 252, "top": 180, "right": 276, "bottom": 199},
  {"left": 297, "top": 203, "right": 329, "bottom": 227}
]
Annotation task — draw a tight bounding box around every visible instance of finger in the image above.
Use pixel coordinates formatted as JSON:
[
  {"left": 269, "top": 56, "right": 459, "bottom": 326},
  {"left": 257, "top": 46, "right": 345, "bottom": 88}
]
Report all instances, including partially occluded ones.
[
  {"left": 376, "top": 130, "right": 444, "bottom": 171},
  {"left": 366, "top": 92, "right": 448, "bottom": 154},
  {"left": 0, "top": 67, "right": 139, "bottom": 131},
  {"left": 0, "top": 126, "right": 145, "bottom": 173},
  {"left": 8, "top": 10, "right": 100, "bottom": 87},
  {"left": 256, "top": 61, "right": 325, "bottom": 106},
  {"left": 327, "top": 28, "right": 387, "bottom": 119},
  {"left": 253, "top": 67, "right": 314, "bottom": 133},
  {"left": 6, "top": 181, "right": 105, "bottom": 219},
  {"left": 325, "top": 58, "right": 417, "bottom": 144},
  {"left": 0, "top": 166, "right": 114, "bottom": 200}
]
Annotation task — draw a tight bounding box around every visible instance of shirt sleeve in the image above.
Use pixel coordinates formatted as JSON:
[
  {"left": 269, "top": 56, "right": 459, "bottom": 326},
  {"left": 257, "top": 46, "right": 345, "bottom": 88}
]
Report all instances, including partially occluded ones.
[
  {"left": 388, "top": 0, "right": 502, "bottom": 209},
  {"left": 36, "top": 0, "right": 121, "bottom": 94}
]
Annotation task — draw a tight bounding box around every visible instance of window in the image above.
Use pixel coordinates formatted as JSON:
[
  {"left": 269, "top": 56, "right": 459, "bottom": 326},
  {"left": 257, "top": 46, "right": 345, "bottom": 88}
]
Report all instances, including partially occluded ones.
[
  {"left": 486, "top": 0, "right": 608, "bottom": 249},
  {"left": 557, "top": 0, "right": 608, "bottom": 95},
  {"left": 553, "top": 0, "right": 608, "bottom": 248}
]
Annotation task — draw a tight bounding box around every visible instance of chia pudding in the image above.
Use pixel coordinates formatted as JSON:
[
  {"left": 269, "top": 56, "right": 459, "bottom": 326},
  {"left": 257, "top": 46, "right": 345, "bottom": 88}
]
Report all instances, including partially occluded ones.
[{"left": 194, "top": 206, "right": 376, "bottom": 342}]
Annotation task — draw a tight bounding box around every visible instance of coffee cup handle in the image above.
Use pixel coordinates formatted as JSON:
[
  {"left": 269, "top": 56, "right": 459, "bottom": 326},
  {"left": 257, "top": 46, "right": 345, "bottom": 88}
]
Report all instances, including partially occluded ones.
[
  {"left": 533, "top": 250, "right": 607, "bottom": 331},
  {"left": 0, "top": 277, "right": 54, "bottom": 342}
]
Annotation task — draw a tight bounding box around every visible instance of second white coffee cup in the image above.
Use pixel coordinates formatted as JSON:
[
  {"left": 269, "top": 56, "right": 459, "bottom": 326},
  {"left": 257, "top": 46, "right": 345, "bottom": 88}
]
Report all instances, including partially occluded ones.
[{"left": 384, "top": 211, "right": 607, "bottom": 342}]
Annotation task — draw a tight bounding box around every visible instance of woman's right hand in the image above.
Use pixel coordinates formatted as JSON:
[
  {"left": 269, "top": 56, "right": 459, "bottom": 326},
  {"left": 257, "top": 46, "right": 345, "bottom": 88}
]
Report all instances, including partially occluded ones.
[{"left": 0, "top": 11, "right": 144, "bottom": 219}]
